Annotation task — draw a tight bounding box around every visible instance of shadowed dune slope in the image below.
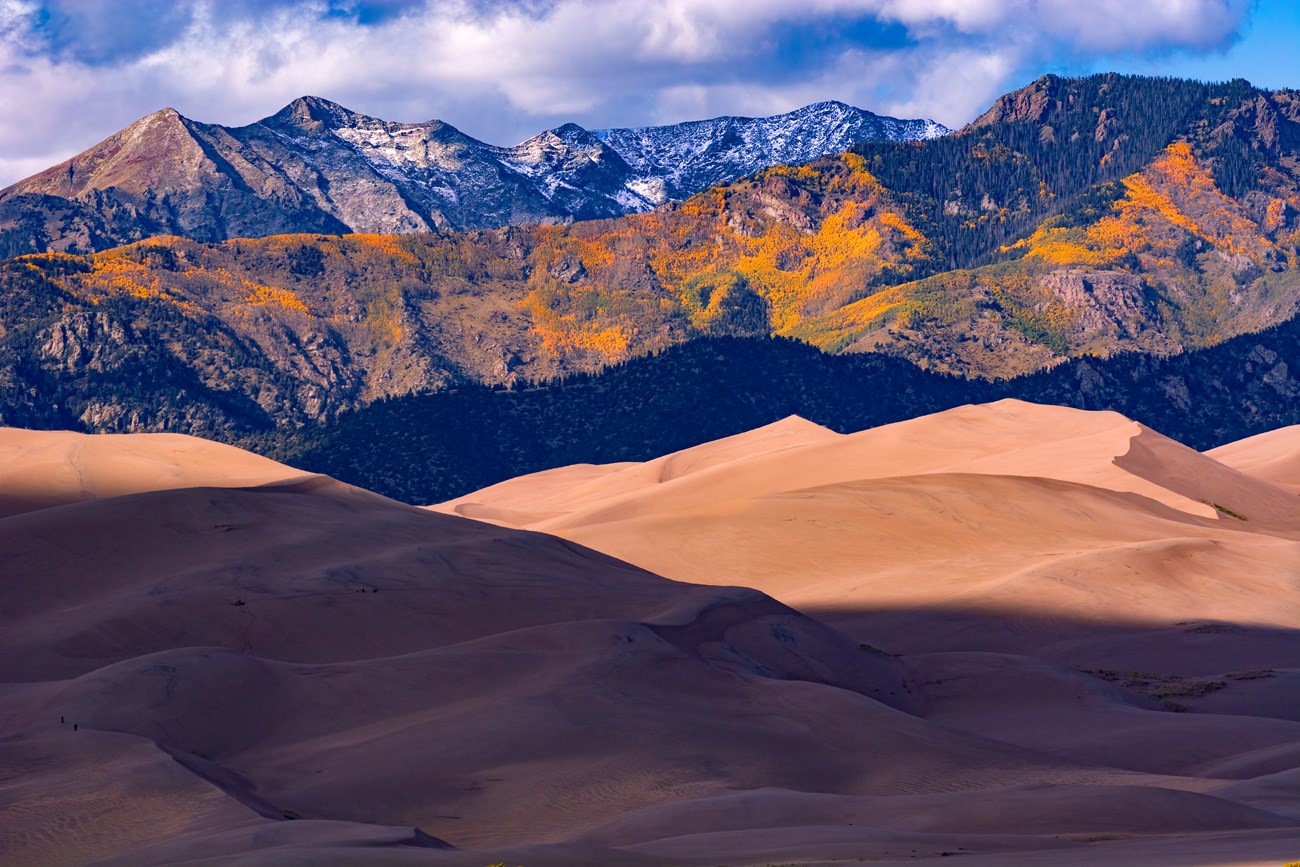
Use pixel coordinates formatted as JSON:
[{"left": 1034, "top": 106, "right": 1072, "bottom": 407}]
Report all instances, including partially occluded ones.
[{"left": 2, "top": 411, "right": 1297, "bottom": 867}]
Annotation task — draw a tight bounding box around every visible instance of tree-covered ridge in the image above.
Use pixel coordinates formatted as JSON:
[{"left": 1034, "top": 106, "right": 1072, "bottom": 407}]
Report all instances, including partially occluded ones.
[
  {"left": 278, "top": 317, "right": 1300, "bottom": 504},
  {"left": 853, "top": 74, "right": 1300, "bottom": 265},
  {"left": 1008, "top": 142, "right": 1283, "bottom": 266},
  {"left": 519, "top": 153, "right": 935, "bottom": 361}
]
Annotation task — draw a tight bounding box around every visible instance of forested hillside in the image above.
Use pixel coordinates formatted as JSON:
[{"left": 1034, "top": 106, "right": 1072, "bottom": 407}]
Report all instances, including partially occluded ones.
[
  {"left": 281, "top": 316, "right": 1300, "bottom": 503},
  {"left": 0, "top": 74, "right": 1296, "bottom": 440}
]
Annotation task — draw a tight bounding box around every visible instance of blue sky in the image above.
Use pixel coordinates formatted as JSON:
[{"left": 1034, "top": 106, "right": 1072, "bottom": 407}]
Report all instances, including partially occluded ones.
[
  {"left": 1069, "top": 0, "right": 1297, "bottom": 89},
  {"left": 0, "top": 0, "right": 1294, "bottom": 186}
]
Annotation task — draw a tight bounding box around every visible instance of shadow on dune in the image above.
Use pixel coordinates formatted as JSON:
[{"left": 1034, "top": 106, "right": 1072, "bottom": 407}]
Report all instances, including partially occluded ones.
[{"left": 803, "top": 602, "right": 1300, "bottom": 677}]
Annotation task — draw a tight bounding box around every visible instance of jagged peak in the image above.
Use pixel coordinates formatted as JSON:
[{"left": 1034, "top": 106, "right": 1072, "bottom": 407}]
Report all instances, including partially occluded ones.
[
  {"left": 508, "top": 122, "right": 600, "bottom": 151},
  {"left": 788, "top": 100, "right": 949, "bottom": 134},
  {"left": 551, "top": 122, "right": 592, "bottom": 136},
  {"left": 81, "top": 106, "right": 196, "bottom": 154},
  {"left": 287, "top": 95, "right": 351, "bottom": 113},
  {"left": 793, "top": 99, "right": 860, "bottom": 114},
  {"left": 256, "top": 96, "right": 479, "bottom": 144},
  {"left": 967, "top": 72, "right": 1247, "bottom": 130},
  {"left": 545, "top": 122, "right": 602, "bottom": 146},
  {"left": 120, "top": 106, "right": 188, "bottom": 132},
  {"left": 595, "top": 100, "right": 941, "bottom": 137},
  {"left": 261, "top": 95, "right": 369, "bottom": 132},
  {"left": 969, "top": 78, "right": 1064, "bottom": 128},
  {"left": 730, "top": 101, "right": 870, "bottom": 123}
]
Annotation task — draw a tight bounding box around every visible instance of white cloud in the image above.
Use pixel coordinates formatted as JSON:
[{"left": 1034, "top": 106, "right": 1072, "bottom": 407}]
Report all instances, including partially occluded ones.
[
  {"left": 873, "top": 0, "right": 1016, "bottom": 33},
  {"left": 878, "top": 48, "right": 1019, "bottom": 125},
  {"left": 1032, "top": 0, "right": 1250, "bottom": 53},
  {"left": 0, "top": 0, "right": 1256, "bottom": 186},
  {"left": 872, "top": 0, "right": 1252, "bottom": 49}
]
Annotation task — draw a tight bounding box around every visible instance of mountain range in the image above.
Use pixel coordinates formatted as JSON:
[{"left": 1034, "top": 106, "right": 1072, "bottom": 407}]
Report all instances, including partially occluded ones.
[
  {"left": 0, "top": 97, "right": 945, "bottom": 255},
  {"left": 0, "top": 74, "right": 1295, "bottom": 441},
  {"left": 0, "top": 74, "right": 1296, "bottom": 455}
]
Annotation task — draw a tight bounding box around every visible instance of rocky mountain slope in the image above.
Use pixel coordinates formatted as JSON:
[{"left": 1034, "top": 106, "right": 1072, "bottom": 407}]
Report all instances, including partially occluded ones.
[
  {"left": 2, "top": 239, "right": 1296, "bottom": 503},
  {"left": 596, "top": 99, "right": 946, "bottom": 202},
  {"left": 0, "top": 98, "right": 945, "bottom": 255},
  {"left": 0, "top": 75, "right": 1296, "bottom": 440}
]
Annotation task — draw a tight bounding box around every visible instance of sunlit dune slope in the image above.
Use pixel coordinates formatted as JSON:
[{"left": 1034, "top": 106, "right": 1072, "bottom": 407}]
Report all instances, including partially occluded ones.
[
  {"left": 438, "top": 400, "right": 1300, "bottom": 642},
  {"left": 1208, "top": 424, "right": 1300, "bottom": 495},
  {"left": 0, "top": 428, "right": 301, "bottom": 517},
  {"left": 442, "top": 399, "right": 1300, "bottom": 530}
]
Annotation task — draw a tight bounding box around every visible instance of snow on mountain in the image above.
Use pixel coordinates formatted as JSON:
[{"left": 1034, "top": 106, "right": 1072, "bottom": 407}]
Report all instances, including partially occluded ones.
[
  {"left": 0, "top": 97, "right": 949, "bottom": 251},
  {"left": 597, "top": 101, "right": 949, "bottom": 204}
]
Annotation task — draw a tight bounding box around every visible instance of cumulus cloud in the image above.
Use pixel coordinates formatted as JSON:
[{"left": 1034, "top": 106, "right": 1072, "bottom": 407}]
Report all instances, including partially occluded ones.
[{"left": 0, "top": 0, "right": 1254, "bottom": 186}]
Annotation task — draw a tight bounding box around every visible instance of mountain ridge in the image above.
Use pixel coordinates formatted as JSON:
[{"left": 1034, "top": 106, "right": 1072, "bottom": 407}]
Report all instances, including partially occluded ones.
[{"left": 0, "top": 96, "right": 948, "bottom": 254}]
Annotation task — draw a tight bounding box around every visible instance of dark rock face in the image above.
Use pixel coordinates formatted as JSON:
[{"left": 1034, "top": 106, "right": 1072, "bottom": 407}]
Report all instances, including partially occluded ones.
[{"left": 0, "top": 98, "right": 947, "bottom": 254}]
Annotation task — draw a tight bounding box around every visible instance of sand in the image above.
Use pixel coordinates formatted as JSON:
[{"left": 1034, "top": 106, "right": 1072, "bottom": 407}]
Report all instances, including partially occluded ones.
[
  {"left": 1208, "top": 424, "right": 1300, "bottom": 494},
  {"left": 0, "top": 428, "right": 301, "bottom": 518},
  {"left": 440, "top": 400, "right": 1300, "bottom": 657},
  {"left": 2, "top": 404, "right": 1297, "bottom": 866}
]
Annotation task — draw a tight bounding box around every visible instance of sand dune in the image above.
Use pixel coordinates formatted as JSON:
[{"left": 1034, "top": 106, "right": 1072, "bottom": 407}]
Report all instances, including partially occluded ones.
[
  {"left": 0, "top": 428, "right": 300, "bottom": 517},
  {"left": 441, "top": 400, "right": 1300, "bottom": 651},
  {"left": 2, "top": 405, "right": 1298, "bottom": 866},
  {"left": 431, "top": 399, "right": 1300, "bottom": 863},
  {"left": 1208, "top": 424, "right": 1300, "bottom": 494},
  {"left": 443, "top": 400, "right": 1300, "bottom": 531},
  {"left": 577, "top": 783, "right": 1292, "bottom": 846}
]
